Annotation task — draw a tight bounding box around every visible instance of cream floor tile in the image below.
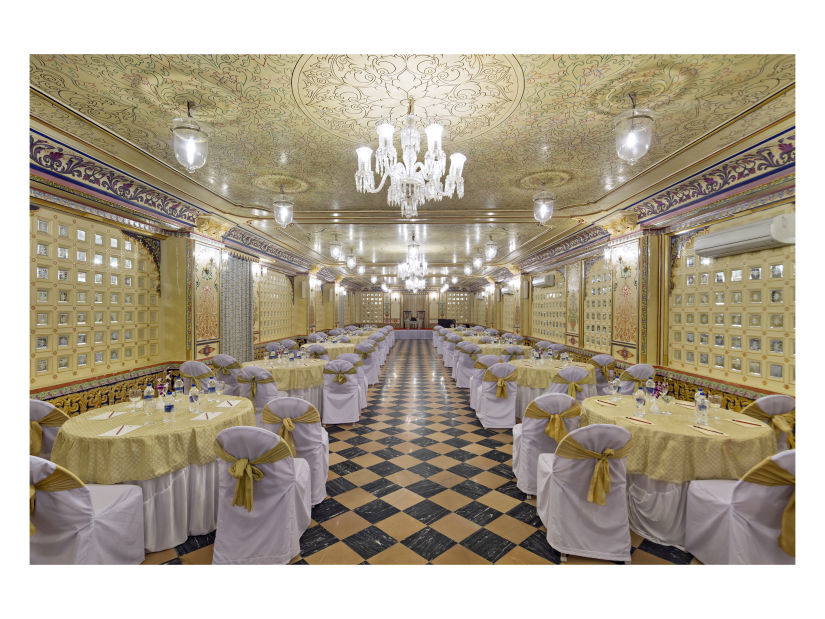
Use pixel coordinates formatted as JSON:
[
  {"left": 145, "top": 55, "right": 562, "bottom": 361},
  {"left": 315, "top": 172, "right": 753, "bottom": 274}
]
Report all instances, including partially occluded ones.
[
  {"left": 179, "top": 545, "right": 213, "bottom": 565},
  {"left": 351, "top": 453, "right": 384, "bottom": 468},
  {"left": 374, "top": 512, "right": 426, "bottom": 540},
  {"left": 368, "top": 543, "right": 429, "bottom": 565},
  {"left": 382, "top": 488, "right": 425, "bottom": 510},
  {"left": 470, "top": 471, "right": 508, "bottom": 489},
  {"left": 430, "top": 513, "right": 481, "bottom": 541},
  {"left": 631, "top": 550, "right": 672, "bottom": 565},
  {"left": 321, "top": 511, "right": 372, "bottom": 538},
  {"left": 343, "top": 468, "right": 381, "bottom": 487},
  {"left": 303, "top": 542, "right": 364, "bottom": 565},
  {"left": 496, "top": 546, "right": 556, "bottom": 565},
  {"left": 477, "top": 490, "right": 522, "bottom": 513},
  {"left": 431, "top": 544, "right": 488, "bottom": 565},
  {"left": 334, "top": 487, "right": 377, "bottom": 509},
  {"left": 429, "top": 489, "right": 473, "bottom": 511},
  {"left": 485, "top": 514, "right": 536, "bottom": 544},
  {"left": 386, "top": 470, "right": 425, "bottom": 487},
  {"left": 141, "top": 549, "right": 177, "bottom": 565},
  {"left": 429, "top": 470, "right": 465, "bottom": 488}
]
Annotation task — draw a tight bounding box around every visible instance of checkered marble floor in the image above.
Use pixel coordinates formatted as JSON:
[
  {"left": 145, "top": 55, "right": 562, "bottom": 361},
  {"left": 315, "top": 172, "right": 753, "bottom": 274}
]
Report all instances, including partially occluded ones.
[{"left": 147, "top": 339, "right": 699, "bottom": 565}]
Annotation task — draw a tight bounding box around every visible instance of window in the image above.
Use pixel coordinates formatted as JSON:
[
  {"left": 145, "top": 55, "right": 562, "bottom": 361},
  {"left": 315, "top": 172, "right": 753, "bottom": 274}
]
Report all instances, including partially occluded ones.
[
  {"left": 95, "top": 273, "right": 103, "bottom": 285},
  {"left": 57, "top": 313, "right": 69, "bottom": 326},
  {"left": 769, "top": 364, "right": 783, "bottom": 379},
  {"left": 94, "top": 332, "right": 104, "bottom": 344},
  {"left": 58, "top": 290, "right": 69, "bottom": 303},
  {"left": 94, "top": 352, "right": 103, "bottom": 364},
  {"left": 37, "top": 220, "right": 49, "bottom": 233},
  {"left": 749, "top": 337, "right": 761, "bottom": 351},
  {"left": 78, "top": 354, "right": 87, "bottom": 367},
  {"left": 770, "top": 339, "right": 784, "bottom": 354},
  {"left": 77, "top": 312, "right": 87, "bottom": 324},
  {"left": 77, "top": 271, "right": 87, "bottom": 283},
  {"left": 749, "top": 314, "right": 761, "bottom": 327},
  {"left": 36, "top": 336, "right": 48, "bottom": 350},
  {"left": 58, "top": 335, "right": 69, "bottom": 347},
  {"left": 770, "top": 264, "right": 784, "bottom": 278},
  {"left": 750, "top": 267, "right": 761, "bottom": 280},
  {"left": 36, "top": 313, "right": 48, "bottom": 326},
  {"left": 36, "top": 290, "right": 48, "bottom": 303},
  {"left": 749, "top": 361, "right": 761, "bottom": 375},
  {"left": 77, "top": 333, "right": 87, "bottom": 345},
  {"left": 770, "top": 289, "right": 783, "bottom": 303},
  {"left": 36, "top": 359, "right": 49, "bottom": 372},
  {"left": 57, "top": 269, "right": 68, "bottom": 281},
  {"left": 686, "top": 275, "right": 695, "bottom": 286},
  {"left": 700, "top": 257, "right": 712, "bottom": 266},
  {"left": 731, "top": 269, "right": 743, "bottom": 282},
  {"left": 124, "top": 240, "right": 132, "bottom": 251},
  {"left": 109, "top": 256, "right": 118, "bottom": 268},
  {"left": 731, "top": 358, "right": 742, "bottom": 372},
  {"left": 715, "top": 271, "right": 725, "bottom": 283},
  {"left": 770, "top": 314, "right": 784, "bottom": 329},
  {"left": 93, "top": 253, "right": 103, "bottom": 265},
  {"left": 111, "top": 275, "right": 119, "bottom": 286},
  {"left": 731, "top": 336, "right": 742, "bottom": 350},
  {"left": 124, "top": 258, "right": 132, "bottom": 269},
  {"left": 700, "top": 273, "right": 709, "bottom": 285},
  {"left": 124, "top": 276, "right": 132, "bottom": 286},
  {"left": 685, "top": 256, "right": 694, "bottom": 268}
]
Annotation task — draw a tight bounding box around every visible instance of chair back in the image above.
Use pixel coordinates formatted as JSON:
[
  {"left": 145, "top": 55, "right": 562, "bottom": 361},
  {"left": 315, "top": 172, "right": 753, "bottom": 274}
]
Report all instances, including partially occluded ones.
[
  {"left": 307, "top": 333, "right": 325, "bottom": 343},
  {"left": 618, "top": 363, "right": 655, "bottom": 395},
  {"left": 480, "top": 336, "right": 493, "bottom": 343},
  {"left": 475, "top": 354, "right": 503, "bottom": 370},
  {"left": 590, "top": 354, "right": 617, "bottom": 393},
  {"left": 549, "top": 366, "right": 596, "bottom": 401},
  {"left": 261, "top": 397, "right": 324, "bottom": 458},
  {"left": 237, "top": 366, "right": 282, "bottom": 414},
  {"left": 485, "top": 328, "right": 500, "bottom": 336},
  {"left": 549, "top": 343, "right": 567, "bottom": 353},
  {"left": 523, "top": 393, "right": 581, "bottom": 449},
  {"left": 265, "top": 342, "right": 283, "bottom": 353},
  {"left": 304, "top": 343, "right": 329, "bottom": 360},
  {"left": 328, "top": 329, "right": 343, "bottom": 336},
  {"left": 211, "top": 354, "right": 242, "bottom": 395},
  {"left": 323, "top": 359, "right": 359, "bottom": 394},
  {"left": 30, "top": 400, "right": 69, "bottom": 460},
  {"left": 741, "top": 395, "right": 795, "bottom": 450},
  {"left": 533, "top": 340, "right": 551, "bottom": 350},
  {"left": 179, "top": 360, "right": 213, "bottom": 394},
  {"left": 337, "top": 335, "right": 351, "bottom": 342},
  {"left": 481, "top": 362, "right": 518, "bottom": 400},
  {"left": 510, "top": 334, "right": 524, "bottom": 343},
  {"left": 503, "top": 345, "right": 526, "bottom": 362}
]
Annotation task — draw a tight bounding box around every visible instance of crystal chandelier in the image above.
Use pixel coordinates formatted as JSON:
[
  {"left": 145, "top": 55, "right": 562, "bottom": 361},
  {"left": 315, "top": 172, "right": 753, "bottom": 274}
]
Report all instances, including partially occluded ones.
[
  {"left": 485, "top": 235, "right": 498, "bottom": 261},
  {"left": 355, "top": 99, "right": 467, "bottom": 218},
  {"left": 329, "top": 235, "right": 342, "bottom": 261},
  {"left": 472, "top": 248, "right": 484, "bottom": 271},
  {"left": 272, "top": 184, "right": 293, "bottom": 228},
  {"left": 615, "top": 94, "right": 654, "bottom": 165},
  {"left": 405, "top": 276, "right": 425, "bottom": 293},
  {"left": 463, "top": 262, "right": 473, "bottom": 276},
  {"left": 171, "top": 101, "right": 209, "bottom": 173},
  {"left": 398, "top": 232, "right": 428, "bottom": 280},
  {"left": 345, "top": 251, "right": 356, "bottom": 270},
  {"left": 533, "top": 182, "right": 555, "bottom": 224}
]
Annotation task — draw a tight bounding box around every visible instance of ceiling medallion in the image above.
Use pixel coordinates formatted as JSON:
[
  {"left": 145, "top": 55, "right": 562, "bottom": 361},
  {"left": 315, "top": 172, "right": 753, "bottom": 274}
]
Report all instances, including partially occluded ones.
[
  {"left": 355, "top": 98, "right": 466, "bottom": 218},
  {"left": 252, "top": 174, "right": 310, "bottom": 194},
  {"left": 292, "top": 54, "right": 524, "bottom": 143},
  {"left": 518, "top": 170, "right": 572, "bottom": 191}
]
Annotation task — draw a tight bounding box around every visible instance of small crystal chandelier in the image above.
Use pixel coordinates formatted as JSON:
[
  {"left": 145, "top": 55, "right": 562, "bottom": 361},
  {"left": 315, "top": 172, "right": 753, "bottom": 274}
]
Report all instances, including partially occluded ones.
[
  {"left": 357, "top": 264, "right": 365, "bottom": 275},
  {"left": 272, "top": 184, "right": 294, "bottom": 228},
  {"left": 463, "top": 262, "right": 473, "bottom": 276},
  {"left": 370, "top": 275, "right": 377, "bottom": 284},
  {"left": 355, "top": 99, "right": 467, "bottom": 219},
  {"left": 472, "top": 248, "right": 484, "bottom": 271},
  {"left": 533, "top": 182, "right": 555, "bottom": 225},
  {"left": 346, "top": 251, "right": 356, "bottom": 270},
  {"left": 615, "top": 94, "right": 654, "bottom": 165},
  {"left": 485, "top": 235, "right": 498, "bottom": 261},
  {"left": 398, "top": 232, "right": 428, "bottom": 280},
  {"left": 330, "top": 235, "right": 342, "bottom": 261},
  {"left": 171, "top": 101, "right": 209, "bottom": 173}
]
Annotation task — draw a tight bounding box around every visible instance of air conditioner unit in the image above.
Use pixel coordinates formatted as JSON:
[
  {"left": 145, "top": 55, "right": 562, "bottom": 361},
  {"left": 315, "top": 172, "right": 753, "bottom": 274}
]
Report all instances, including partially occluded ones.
[
  {"left": 532, "top": 273, "right": 555, "bottom": 288},
  {"left": 501, "top": 287, "right": 514, "bottom": 295},
  {"left": 693, "top": 215, "right": 794, "bottom": 258}
]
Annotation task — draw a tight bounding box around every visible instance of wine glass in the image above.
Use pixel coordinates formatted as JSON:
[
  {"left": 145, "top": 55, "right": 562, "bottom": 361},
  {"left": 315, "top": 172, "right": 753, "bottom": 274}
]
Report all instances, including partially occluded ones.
[
  {"left": 610, "top": 378, "right": 621, "bottom": 402},
  {"left": 215, "top": 381, "right": 226, "bottom": 397},
  {"left": 658, "top": 383, "right": 672, "bottom": 415},
  {"left": 708, "top": 394, "right": 722, "bottom": 420},
  {"left": 128, "top": 387, "right": 142, "bottom": 412}
]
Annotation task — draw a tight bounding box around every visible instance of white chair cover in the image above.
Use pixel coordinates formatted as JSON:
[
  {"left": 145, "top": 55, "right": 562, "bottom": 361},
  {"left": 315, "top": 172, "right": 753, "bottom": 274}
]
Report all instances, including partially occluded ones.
[
  {"left": 237, "top": 366, "right": 288, "bottom": 425},
  {"left": 590, "top": 353, "right": 617, "bottom": 396},
  {"left": 456, "top": 343, "right": 481, "bottom": 389},
  {"left": 212, "top": 427, "right": 311, "bottom": 564},
  {"left": 685, "top": 450, "right": 795, "bottom": 565},
  {"left": 304, "top": 343, "right": 330, "bottom": 361},
  {"left": 30, "top": 399, "right": 65, "bottom": 460},
  {"left": 179, "top": 360, "right": 213, "bottom": 394},
  {"left": 536, "top": 424, "right": 633, "bottom": 562},
  {"left": 337, "top": 335, "right": 351, "bottom": 343},
  {"left": 355, "top": 341, "right": 379, "bottom": 385},
  {"left": 513, "top": 393, "right": 580, "bottom": 495},
  {"left": 307, "top": 332, "right": 326, "bottom": 343},
  {"left": 432, "top": 325, "right": 442, "bottom": 345},
  {"left": 443, "top": 334, "right": 462, "bottom": 368},
  {"left": 479, "top": 336, "right": 493, "bottom": 344},
  {"left": 280, "top": 339, "right": 298, "bottom": 350},
  {"left": 329, "top": 329, "right": 343, "bottom": 336},
  {"left": 547, "top": 366, "right": 596, "bottom": 402},
  {"left": 337, "top": 353, "right": 368, "bottom": 409},
  {"left": 265, "top": 342, "right": 284, "bottom": 353},
  {"left": 478, "top": 362, "right": 518, "bottom": 429},
  {"left": 30, "top": 456, "right": 144, "bottom": 564},
  {"left": 485, "top": 328, "right": 499, "bottom": 336},
  {"left": 469, "top": 354, "right": 504, "bottom": 412},
  {"left": 451, "top": 341, "right": 469, "bottom": 380},
  {"left": 261, "top": 396, "right": 329, "bottom": 506},
  {"left": 745, "top": 395, "right": 795, "bottom": 451},
  {"left": 549, "top": 343, "right": 567, "bottom": 354},
  {"left": 626, "top": 474, "right": 689, "bottom": 549},
  {"left": 369, "top": 333, "right": 387, "bottom": 365},
  {"left": 211, "top": 354, "right": 243, "bottom": 396},
  {"left": 510, "top": 334, "right": 525, "bottom": 343},
  {"left": 502, "top": 345, "right": 526, "bottom": 362},
  {"left": 322, "top": 359, "right": 361, "bottom": 424},
  {"left": 619, "top": 363, "right": 655, "bottom": 395},
  {"left": 534, "top": 340, "right": 552, "bottom": 350}
]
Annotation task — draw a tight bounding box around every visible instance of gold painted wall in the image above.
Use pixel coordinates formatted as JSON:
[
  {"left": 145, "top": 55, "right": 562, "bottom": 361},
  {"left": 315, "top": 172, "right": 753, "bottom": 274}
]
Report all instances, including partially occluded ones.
[
  {"left": 667, "top": 203, "right": 795, "bottom": 394},
  {"left": 530, "top": 268, "right": 566, "bottom": 342},
  {"left": 293, "top": 275, "right": 309, "bottom": 335},
  {"left": 31, "top": 206, "right": 162, "bottom": 388},
  {"left": 255, "top": 267, "right": 293, "bottom": 343},
  {"left": 342, "top": 290, "right": 354, "bottom": 325},
  {"left": 445, "top": 291, "right": 471, "bottom": 322},
  {"left": 501, "top": 291, "right": 516, "bottom": 332},
  {"left": 583, "top": 257, "right": 614, "bottom": 353},
  {"left": 361, "top": 291, "right": 384, "bottom": 324},
  {"left": 193, "top": 242, "right": 220, "bottom": 358},
  {"left": 565, "top": 261, "right": 581, "bottom": 345},
  {"left": 611, "top": 241, "right": 640, "bottom": 346}
]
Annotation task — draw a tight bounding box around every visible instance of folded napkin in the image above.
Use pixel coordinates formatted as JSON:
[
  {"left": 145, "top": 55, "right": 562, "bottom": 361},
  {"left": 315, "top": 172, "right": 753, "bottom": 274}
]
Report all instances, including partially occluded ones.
[
  {"left": 728, "top": 418, "right": 763, "bottom": 428},
  {"left": 90, "top": 410, "right": 130, "bottom": 420},
  {"left": 192, "top": 411, "right": 224, "bottom": 421},
  {"left": 99, "top": 424, "right": 141, "bottom": 437},
  {"left": 215, "top": 400, "right": 242, "bottom": 408},
  {"left": 689, "top": 424, "right": 729, "bottom": 437},
  {"left": 624, "top": 416, "right": 654, "bottom": 426}
]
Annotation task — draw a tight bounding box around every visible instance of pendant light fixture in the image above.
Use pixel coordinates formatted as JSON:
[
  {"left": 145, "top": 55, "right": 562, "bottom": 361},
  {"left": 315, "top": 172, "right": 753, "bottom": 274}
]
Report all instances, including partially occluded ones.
[
  {"left": 272, "top": 184, "right": 294, "bottom": 228},
  {"left": 472, "top": 248, "right": 484, "bottom": 271},
  {"left": 171, "top": 101, "right": 209, "bottom": 173},
  {"left": 614, "top": 93, "right": 654, "bottom": 165},
  {"left": 533, "top": 182, "right": 555, "bottom": 225},
  {"left": 463, "top": 262, "right": 473, "bottom": 276},
  {"left": 346, "top": 251, "right": 356, "bottom": 270},
  {"left": 485, "top": 235, "right": 498, "bottom": 261},
  {"left": 330, "top": 235, "right": 342, "bottom": 261}
]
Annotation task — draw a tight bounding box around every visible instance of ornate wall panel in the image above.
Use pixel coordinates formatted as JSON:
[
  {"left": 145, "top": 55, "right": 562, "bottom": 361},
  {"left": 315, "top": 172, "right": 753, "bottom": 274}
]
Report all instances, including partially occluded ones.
[
  {"left": 445, "top": 292, "right": 471, "bottom": 323},
  {"left": 583, "top": 258, "right": 613, "bottom": 353},
  {"left": 667, "top": 203, "right": 795, "bottom": 394},
  {"left": 361, "top": 291, "right": 384, "bottom": 324},
  {"left": 255, "top": 268, "right": 294, "bottom": 343},
  {"left": 220, "top": 254, "right": 253, "bottom": 362},
  {"left": 612, "top": 241, "right": 640, "bottom": 345},
  {"left": 530, "top": 269, "right": 566, "bottom": 342},
  {"left": 31, "top": 205, "right": 162, "bottom": 388},
  {"left": 501, "top": 292, "right": 516, "bottom": 332},
  {"left": 565, "top": 261, "right": 581, "bottom": 338},
  {"left": 193, "top": 242, "right": 220, "bottom": 358}
]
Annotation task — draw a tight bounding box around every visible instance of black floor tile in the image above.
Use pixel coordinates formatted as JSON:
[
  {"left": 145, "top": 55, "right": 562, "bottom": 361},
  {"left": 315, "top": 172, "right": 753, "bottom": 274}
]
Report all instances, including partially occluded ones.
[
  {"left": 461, "top": 528, "right": 515, "bottom": 563},
  {"left": 299, "top": 525, "right": 339, "bottom": 557},
  {"left": 373, "top": 447, "right": 404, "bottom": 460},
  {"left": 175, "top": 532, "right": 215, "bottom": 556},
  {"left": 520, "top": 530, "right": 561, "bottom": 564},
  {"left": 637, "top": 540, "right": 694, "bottom": 564},
  {"left": 311, "top": 497, "right": 349, "bottom": 523},
  {"left": 452, "top": 479, "right": 493, "bottom": 500},
  {"left": 353, "top": 499, "right": 400, "bottom": 524},
  {"left": 329, "top": 461, "right": 363, "bottom": 476},
  {"left": 482, "top": 449, "right": 512, "bottom": 463},
  {"left": 406, "top": 479, "right": 446, "bottom": 498},
  {"left": 506, "top": 502, "right": 543, "bottom": 528},
  {"left": 376, "top": 436, "right": 405, "bottom": 447},
  {"left": 445, "top": 448, "right": 476, "bottom": 462},
  {"left": 341, "top": 526, "right": 397, "bottom": 560},
  {"left": 401, "top": 527, "right": 456, "bottom": 561},
  {"left": 325, "top": 476, "right": 358, "bottom": 497},
  {"left": 447, "top": 462, "right": 485, "bottom": 478},
  {"left": 455, "top": 501, "right": 503, "bottom": 526},
  {"left": 410, "top": 436, "right": 438, "bottom": 447},
  {"left": 496, "top": 480, "right": 528, "bottom": 501},
  {"left": 361, "top": 477, "right": 402, "bottom": 498},
  {"left": 404, "top": 500, "right": 450, "bottom": 525},
  {"left": 408, "top": 462, "right": 443, "bottom": 478},
  {"left": 337, "top": 446, "right": 368, "bottom": 459},
  {"left": 409, "top": 448, "right": 440, "bottom": 461},
  {"left": 367, "top": 461, "right": 404, "bottom": 477}
]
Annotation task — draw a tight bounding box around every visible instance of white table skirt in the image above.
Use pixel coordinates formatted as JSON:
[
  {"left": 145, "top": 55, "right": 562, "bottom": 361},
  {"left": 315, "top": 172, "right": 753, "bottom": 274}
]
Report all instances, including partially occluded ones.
[
  {"left": 627, "top": 474, "right": 690, "bottom": 550},
  {"left": 285, "top": 386, "right": 323, "bottom": 415},
  {"left": 515, "top": 385, "right": 552, "bottom": 419}
]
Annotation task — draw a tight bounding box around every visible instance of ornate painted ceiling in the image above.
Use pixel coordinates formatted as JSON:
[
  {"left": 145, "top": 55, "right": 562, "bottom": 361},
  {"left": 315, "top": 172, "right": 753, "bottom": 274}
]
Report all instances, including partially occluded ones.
[{"left": 29, "top": 54, "right": 795, "bottom": 286}]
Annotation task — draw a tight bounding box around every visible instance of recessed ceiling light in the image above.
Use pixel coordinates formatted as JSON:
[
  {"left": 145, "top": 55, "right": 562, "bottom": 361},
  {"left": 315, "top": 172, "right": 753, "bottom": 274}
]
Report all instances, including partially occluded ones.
[
  {"left": 332, "top": 213, "right": 339, "bottom": 216},
  {"left": 487, "top": 212, "right": 494, "bottom": 216}
]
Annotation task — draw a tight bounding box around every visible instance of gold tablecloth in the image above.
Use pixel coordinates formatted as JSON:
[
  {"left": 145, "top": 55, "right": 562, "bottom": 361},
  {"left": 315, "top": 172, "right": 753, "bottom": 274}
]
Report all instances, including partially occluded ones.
[
  {"left": 301, "top": 342, "right": 355, "bottom": 360},
  {"left": 241, "top": 358, "right": 326, "bottom": 390},
  {"left": 508, "top": 359, "right": 593, "bottom": 389},
  {"left": 476, "top": 344, "right": 533, "bottom": 358},
  {"left": 581, "top": 395, "right": 777, "bottom": 484},
  {"left": 51, "top": 395, "right": 255, "bottom": 484}
]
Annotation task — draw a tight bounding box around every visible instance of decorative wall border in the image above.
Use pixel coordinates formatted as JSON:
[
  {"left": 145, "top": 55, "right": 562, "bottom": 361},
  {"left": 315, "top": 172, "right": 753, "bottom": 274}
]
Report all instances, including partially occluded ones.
[
  {"left": 222, "top": 226, "right": 311, "bottom": 271},
  {"left": 185, "top": 238, "right": 194, "bottom": 356},
  {"left": 30, "top": 130, "right": 203, "bottom": 226},
  {"left": 522, "top": 227, "right": 610, "bottom": 272}
]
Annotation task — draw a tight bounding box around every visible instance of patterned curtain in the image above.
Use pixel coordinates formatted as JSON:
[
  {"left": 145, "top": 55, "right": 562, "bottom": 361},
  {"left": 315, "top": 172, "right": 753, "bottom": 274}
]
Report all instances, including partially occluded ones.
[{"left": 220, "top": 253, "right": 254, "bottom": 362}]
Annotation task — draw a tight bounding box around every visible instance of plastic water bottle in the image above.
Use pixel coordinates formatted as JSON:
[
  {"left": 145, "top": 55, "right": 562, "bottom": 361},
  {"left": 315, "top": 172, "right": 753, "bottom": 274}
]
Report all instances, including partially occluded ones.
[
  {"left": 207, "top": 376, "right": 216, "bottom": 394},
  {"left": 269, "top": 349, "right": 276, "bottom": 360},
  {"left": 189, "top": 385, "right": 200, "bottom": 413},
  {"left": 696, "top": 392, "right": 708, "bottom": 426},
  {"left": 634, "top": 387, "right": 646, "bottom": 415},
  {"left": 694, "top": 389, "right": 704, "bottom": 416},
  {"left": 143, "top": 382, "right": 154, "bottom": 414},
  {"left": 174, "top": 377, "right": 184, "bottom": 400},
  {"left": 645, "top": 377, "right": 656, "bottom": 398}
]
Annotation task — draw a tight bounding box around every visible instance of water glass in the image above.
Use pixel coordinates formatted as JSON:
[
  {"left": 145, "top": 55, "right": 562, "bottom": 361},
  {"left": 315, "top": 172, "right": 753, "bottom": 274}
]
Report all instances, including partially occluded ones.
[
  {"left": 708, "top": 394, "right": 722, "bottom": 419},
  {"left": 215, "top": 381, "right": 226, "bottom": 396},
  {"left": 128, "top": 387, "right": 142, "bottom": 412},
  {"left": 611, "top": 379, "right": 621, "bottom": 402}
]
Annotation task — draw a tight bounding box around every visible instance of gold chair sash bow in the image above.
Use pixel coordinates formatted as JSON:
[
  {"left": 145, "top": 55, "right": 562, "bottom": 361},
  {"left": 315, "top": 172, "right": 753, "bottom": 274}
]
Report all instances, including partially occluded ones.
[
  {"left": 30, "top": 465, "right": 85, "bottom": 536},
  {"left": 181, "top": 371, "right": 214, "bottom": 387},
  {"left": 742, "top": 456, "right": 795, "bottom": 556},
  {"left": 555, "top": 436, "right": 632, "bottom": 506},
  {"left": 30, "top": 407, "right": 70, "bottom": 456},
  {"left": 524, "top": 401, "right": 581, "bottom": 442},
  {"left": 618, "top": 370, "right": 646, "bottom": 390},
  {"left": 323, "top": 366, "right": 356, "bottom": 385},
  {"left": 213, "top": 361, "right": 242, "bottom": 376},
  {"left": 306, "top": 348, "right": 328, "bottom": 359},
  {"left": 551, "top": 372, "right": 596, "bottom": 398},
  {"left": 589, "top": 359, "right": 616, "bottom": 381},
  {"left": 740, "top": 403, "right": 796, "bottom": 448},
  {"left": 483, "top": 370, "right": 517, "bottom": 399},
  {"left": 215, "top": 440, "right": 293, "bottom": 512},
  {"left": 261, "top": 405, "right": 321, "bottom": 458},
  {"left": 236, "top": 375, "right": 275, "bottom": 398}
]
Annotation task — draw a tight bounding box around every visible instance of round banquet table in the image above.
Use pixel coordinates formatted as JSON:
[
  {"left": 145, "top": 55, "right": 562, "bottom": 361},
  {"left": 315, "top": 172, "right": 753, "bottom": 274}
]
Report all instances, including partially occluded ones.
[
  {"left": 302, "top": 342, "right": 355, "bottom": 360},
  {"left": 51, "top": 394, "right": 255, "bottom": 552},
  {"left": 578, "top": 394, "right": 776, "bottom": 548},
  {"left": 507, "top": 358, "right": 594, "bottom": 418},
  {"left": 242, "top": 357, "right": 326, "bottom": 412},
  {"left": 476, "top": 343, "right": 533, "bottom": 358}
]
